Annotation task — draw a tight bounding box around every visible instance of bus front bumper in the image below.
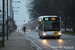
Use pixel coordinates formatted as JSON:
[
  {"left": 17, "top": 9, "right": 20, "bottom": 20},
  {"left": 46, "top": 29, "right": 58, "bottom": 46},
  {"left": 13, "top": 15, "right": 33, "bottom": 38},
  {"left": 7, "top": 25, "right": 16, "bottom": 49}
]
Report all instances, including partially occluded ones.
[{"left": 43, "top": 34, "right": 62, "bottom": 37}]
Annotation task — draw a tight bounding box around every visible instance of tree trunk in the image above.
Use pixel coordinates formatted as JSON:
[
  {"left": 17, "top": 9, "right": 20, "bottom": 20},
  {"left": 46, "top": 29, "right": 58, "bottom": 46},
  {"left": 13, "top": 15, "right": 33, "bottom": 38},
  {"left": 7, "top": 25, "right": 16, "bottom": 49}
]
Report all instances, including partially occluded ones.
[{"left": 65, "top": 17, "right": 67, "bottom": 32}]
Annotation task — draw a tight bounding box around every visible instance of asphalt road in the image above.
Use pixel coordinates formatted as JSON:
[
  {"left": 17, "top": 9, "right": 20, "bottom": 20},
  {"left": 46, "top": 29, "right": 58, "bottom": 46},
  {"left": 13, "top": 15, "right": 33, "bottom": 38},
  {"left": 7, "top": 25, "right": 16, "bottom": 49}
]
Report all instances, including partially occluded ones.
[{"left": 22, "top": 31, "right": 75, "bottom": 50}]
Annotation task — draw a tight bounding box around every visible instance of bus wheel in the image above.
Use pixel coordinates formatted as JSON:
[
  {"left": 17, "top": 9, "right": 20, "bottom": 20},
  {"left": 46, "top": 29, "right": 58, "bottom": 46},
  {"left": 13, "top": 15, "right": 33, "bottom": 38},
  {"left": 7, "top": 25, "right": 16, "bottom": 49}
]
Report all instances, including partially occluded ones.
[
  {"left": 41, "top": 36, "right": 45, "bottom": 39},
  {"left": 57, "top": 37, "right": 60, "bottom": 39},
  {"left": 39, "top": 34, "right": 41, "bottom": 38},
  {"left": 39, "top": 36, "right": 41, "bottom": 38}
]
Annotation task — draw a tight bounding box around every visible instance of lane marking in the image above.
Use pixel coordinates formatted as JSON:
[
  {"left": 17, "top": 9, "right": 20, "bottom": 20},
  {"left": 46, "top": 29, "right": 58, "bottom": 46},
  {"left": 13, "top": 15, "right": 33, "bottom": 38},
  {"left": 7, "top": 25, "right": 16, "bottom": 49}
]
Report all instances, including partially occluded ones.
[
  {"left": 26, "top": 33, "right": 58, "bottom": 50},
  {"left": 21, "top": 33, "right": 42, "bottom": 50},
  {"left": 22, "top": 32, "right": 75, "bottom": 50},
  {"left": 29, "top": 39, "right": 42, "bottom": 50},
  {"left": 68, "top": 40, "right": 71, "bottom": 41}
]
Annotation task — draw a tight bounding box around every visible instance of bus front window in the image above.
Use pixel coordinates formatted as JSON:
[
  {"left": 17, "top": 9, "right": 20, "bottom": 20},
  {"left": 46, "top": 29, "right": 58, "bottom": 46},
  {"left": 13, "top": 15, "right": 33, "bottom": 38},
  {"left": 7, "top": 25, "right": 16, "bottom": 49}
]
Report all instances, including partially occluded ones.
[{"left": 44, "top": 21, "right": 60, "bottom": 31}]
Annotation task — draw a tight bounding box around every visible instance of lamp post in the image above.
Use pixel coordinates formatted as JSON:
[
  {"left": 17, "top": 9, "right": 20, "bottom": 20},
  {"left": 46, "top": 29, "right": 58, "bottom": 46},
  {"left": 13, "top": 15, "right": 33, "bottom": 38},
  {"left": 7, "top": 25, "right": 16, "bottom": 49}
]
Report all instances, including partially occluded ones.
[
  {"left": 7, "top": 0, "right": 8, "bottom": 40},
  {"left": 2, "top": 0, "right": 5, "bottom": 47}
]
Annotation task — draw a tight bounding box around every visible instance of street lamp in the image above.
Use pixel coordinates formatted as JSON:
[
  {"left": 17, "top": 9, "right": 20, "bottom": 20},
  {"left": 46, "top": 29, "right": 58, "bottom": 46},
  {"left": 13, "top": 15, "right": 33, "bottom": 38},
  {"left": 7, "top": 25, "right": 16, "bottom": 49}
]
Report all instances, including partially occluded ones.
[
  {"left": 13, "top": 10, "right": 18, "bottom": 12},
  {"left": 12, "top": 1, "right": 21, "bottom": 3},
  {"left": 12, "top": 7, "right": 19, "bottom": 8},
  {"left": 7, "top": 0, "right": 8, "bottom": 40},
  {"left": 15, "top": 13, "right": 18, "bottom": 14}
]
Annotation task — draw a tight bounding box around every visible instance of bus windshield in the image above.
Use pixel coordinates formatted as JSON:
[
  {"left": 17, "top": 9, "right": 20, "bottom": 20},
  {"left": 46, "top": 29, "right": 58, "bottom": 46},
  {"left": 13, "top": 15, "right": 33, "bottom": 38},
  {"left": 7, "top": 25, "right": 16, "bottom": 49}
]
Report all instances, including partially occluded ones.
[{"left": 44, "top": 20, "right": 60, "bottom": 31}]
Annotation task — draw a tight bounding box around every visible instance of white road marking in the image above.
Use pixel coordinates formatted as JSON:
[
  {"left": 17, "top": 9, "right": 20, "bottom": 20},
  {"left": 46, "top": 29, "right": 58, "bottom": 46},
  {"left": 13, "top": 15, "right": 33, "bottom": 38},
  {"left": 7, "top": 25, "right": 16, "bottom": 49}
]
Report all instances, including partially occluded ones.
[
  {"left": 29, "top": 39, "right": 42, "bottom": 50},
  {"left": 21, "top": 32, "right": 42, "bottom": 50},
  {"left": 26, "top": 33, "right": 58, "bottom": 50},
  {"left": 22, "top": 32, "right": 75, "bottom": 50},
  {"left": 68, "top": 40, "right": 71, "bottom": 41}
]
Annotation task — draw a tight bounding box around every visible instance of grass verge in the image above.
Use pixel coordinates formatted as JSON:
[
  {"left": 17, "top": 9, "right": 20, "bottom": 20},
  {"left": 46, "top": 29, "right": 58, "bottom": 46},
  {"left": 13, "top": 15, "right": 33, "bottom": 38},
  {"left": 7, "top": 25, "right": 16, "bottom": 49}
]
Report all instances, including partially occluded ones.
[
  {"left": 0, "top": 35, "right": 7, "bottom": 37},
  {"left": 0, "top": 41, "right": 2, "bottom": 48},
  {"left": 63, "top": 32, "right": 75, "bottom": 36}
]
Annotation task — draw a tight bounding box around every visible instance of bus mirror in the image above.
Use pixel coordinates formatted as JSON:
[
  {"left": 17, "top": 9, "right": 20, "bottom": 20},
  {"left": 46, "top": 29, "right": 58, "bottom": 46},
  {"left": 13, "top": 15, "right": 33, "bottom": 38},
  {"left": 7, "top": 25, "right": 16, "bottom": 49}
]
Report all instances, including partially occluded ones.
[{"left": 41, "top": 21, "right": 42, "bottom": 24}]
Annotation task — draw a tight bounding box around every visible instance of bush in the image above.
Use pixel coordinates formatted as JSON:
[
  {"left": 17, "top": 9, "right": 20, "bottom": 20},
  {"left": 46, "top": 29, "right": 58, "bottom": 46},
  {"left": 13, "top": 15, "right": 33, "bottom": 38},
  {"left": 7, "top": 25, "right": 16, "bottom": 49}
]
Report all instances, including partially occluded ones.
[{"left": 63, "top": 32, "right": 75, "bottom": 35}]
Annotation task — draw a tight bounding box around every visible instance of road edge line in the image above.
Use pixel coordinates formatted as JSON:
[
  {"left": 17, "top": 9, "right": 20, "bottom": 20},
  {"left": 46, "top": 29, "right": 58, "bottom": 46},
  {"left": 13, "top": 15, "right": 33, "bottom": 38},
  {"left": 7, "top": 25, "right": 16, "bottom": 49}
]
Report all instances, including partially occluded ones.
[
  {"left": 21, "top": 33, "right": 42, "bottom": 50},
  {"left": 27, "top": 33, "right": 58, "bottom": 50}
]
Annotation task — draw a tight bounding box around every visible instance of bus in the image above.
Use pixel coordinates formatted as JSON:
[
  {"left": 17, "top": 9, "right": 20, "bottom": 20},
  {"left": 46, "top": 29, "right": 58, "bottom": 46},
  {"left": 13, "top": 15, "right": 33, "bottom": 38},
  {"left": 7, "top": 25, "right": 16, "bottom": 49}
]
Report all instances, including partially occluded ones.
[{"left": 37, "top": 16, "right": 62, "bottom": 39}]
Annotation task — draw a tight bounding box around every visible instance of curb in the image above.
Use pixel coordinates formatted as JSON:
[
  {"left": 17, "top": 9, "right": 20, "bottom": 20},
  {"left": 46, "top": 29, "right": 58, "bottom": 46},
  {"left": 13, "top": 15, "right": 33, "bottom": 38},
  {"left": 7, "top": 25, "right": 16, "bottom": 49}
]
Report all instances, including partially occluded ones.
[{"left": 21, "top": 33, "right": 42, "bottom": 50}]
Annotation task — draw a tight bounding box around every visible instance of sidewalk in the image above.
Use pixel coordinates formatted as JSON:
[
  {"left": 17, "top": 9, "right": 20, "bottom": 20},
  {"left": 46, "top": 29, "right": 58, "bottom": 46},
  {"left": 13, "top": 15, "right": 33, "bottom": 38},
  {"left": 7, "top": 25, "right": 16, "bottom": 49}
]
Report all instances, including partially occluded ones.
[{"left": 0, "top": 32, "right": 34, "bottom": 50}]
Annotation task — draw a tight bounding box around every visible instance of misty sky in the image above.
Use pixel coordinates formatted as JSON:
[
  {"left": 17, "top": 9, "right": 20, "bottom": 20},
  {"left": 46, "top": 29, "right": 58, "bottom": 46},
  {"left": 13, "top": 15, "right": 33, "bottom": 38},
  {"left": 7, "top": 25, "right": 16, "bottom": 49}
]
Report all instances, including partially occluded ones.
[
  {"left": 0, "top": 0, "right": 30, "bottom": 29},
  {"left": 12, "top": 0, "right": 30, "bottom": 28}
]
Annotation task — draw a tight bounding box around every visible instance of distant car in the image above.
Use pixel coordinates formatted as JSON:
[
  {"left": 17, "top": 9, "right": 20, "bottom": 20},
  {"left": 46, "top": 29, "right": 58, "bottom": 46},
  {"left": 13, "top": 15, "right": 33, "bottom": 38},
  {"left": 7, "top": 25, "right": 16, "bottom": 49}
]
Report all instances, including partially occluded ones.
[
  {"left": 27, "top": 30, "right": 31, "bottom": 32},
  {"left": 17, "top": 30, "right": 22, "bottom": 32},
  {"left": 61, "top": 28, "right": 73, "bottom": 32},
  {"left": 26, "top": 29, "right": 31, "bottom": 32}
]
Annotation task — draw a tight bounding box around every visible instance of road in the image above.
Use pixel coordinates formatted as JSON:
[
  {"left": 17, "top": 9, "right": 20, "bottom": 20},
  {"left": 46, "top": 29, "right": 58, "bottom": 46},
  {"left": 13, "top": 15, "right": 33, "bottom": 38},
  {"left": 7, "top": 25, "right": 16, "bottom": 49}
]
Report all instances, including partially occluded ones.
[{"left": 21, "top": 31, "right": 75, "bottom": 50}]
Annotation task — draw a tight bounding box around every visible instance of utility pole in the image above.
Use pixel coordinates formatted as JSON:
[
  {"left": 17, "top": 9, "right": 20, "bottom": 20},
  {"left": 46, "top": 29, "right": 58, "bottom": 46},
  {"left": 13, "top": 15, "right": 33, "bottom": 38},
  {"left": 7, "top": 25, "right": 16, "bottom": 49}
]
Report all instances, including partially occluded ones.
[
  {"left": 12, "top": 7, "right": 14, "bottom": 31},
  {"left": 2, "top": 0, "right": 5, "bottom": 47},
  {"left": 10, "top": 0, "right": 12, "bottom": 32},
  {"left": 7, "top": 0, "right": 8, "bottom": 40},
  {"left": 65, "top": 16, "right": 67, "bottom": 32}
]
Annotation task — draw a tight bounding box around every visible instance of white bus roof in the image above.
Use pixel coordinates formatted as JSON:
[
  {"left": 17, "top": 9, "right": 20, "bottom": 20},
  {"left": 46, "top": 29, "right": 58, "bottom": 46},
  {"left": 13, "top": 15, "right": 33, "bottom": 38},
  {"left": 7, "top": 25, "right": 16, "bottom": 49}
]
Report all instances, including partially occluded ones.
[{"left": 38, "top": 16, "right": 58, "bottom": 19}]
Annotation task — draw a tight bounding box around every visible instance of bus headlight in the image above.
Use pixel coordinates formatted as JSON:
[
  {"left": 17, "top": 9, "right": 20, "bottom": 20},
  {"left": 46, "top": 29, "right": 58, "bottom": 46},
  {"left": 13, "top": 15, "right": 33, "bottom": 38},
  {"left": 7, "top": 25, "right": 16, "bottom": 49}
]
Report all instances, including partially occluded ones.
[
  {"left": 43, "top": 33, "right": 46, "bottom": 36},
  {"left": 58, "top": 33, "right": 62, "bottom": 35}
]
